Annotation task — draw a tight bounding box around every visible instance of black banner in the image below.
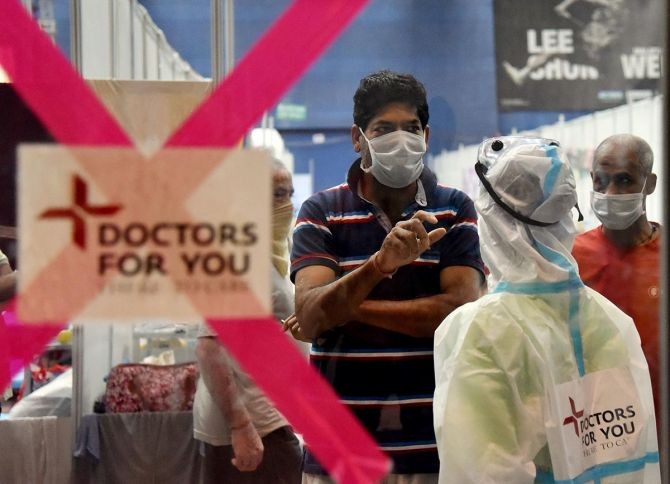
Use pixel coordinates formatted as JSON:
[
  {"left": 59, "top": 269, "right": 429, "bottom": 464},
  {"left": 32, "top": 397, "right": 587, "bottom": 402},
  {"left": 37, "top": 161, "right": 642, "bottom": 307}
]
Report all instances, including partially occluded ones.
[{"left": 494, "top": 0, "right": 664, "bottom": 111}]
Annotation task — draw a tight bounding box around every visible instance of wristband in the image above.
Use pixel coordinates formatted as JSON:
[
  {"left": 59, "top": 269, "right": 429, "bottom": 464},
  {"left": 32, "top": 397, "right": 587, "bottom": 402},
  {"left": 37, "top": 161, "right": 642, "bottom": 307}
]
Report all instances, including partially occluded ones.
[{"left": 372, "top": 251, "right": 397, "bottom": 279}]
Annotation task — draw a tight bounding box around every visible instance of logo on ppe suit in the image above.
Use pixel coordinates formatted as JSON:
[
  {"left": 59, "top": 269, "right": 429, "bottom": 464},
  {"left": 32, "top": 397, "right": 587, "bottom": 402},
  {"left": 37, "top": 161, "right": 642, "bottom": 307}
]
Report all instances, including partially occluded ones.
[
  {"left": 18, "top": 146, "right": 272, "bottom": 323},
  {"left": 548, "top": 368, "right": 646, "bottom": 479},
  {"left": 561, "top": 395, "right": 637, "bottom": 450},
  {"left": 562, "top": 397, "right": 584, "bottom": 436}
]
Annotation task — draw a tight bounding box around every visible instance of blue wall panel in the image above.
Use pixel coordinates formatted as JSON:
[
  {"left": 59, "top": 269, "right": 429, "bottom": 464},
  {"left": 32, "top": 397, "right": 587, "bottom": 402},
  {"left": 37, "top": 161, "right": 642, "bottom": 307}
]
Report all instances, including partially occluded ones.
[{"left": 132, "top": 1, "right": 578, "bottom": 192}]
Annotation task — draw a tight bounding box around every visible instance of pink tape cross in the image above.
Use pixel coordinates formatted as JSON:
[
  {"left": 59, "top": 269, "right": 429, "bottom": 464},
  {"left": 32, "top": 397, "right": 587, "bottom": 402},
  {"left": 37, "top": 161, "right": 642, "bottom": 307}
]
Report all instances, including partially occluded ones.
[{"left": 0, "top": 0, "right": 390, "bottom": 482}]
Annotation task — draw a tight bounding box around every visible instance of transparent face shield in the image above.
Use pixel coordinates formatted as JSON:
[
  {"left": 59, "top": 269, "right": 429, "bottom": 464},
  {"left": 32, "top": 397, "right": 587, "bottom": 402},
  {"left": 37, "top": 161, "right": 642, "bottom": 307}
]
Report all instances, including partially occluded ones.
[{"left": 475, "top": 136, "right": 583, "bottom": 226}]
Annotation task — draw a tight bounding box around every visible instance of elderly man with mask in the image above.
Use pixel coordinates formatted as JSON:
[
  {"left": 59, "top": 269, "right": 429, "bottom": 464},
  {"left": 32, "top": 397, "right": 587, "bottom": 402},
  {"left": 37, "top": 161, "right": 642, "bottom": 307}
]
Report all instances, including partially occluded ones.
[
  {"left": 433, "top": 138, "right": 659, "bottom": 483},
  {"left": 572, "top": 134, "right": 661, "bottom": 418},
  {"left": 193, "top": 159, "right": 301, "bottom": 483}
]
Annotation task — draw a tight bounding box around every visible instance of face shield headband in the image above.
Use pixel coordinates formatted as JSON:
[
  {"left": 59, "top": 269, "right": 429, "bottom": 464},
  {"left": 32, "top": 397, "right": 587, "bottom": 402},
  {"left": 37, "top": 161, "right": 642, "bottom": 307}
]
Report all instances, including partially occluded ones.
[{"left": 475, "top": 137, "right": 584, "bottom": 227}]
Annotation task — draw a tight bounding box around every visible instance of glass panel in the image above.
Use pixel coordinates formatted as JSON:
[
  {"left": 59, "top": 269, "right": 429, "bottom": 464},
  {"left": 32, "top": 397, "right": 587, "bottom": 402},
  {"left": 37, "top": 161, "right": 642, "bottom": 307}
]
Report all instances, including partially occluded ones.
[{"left": 0, "top": 0, "right": 665, "bottom": 481}]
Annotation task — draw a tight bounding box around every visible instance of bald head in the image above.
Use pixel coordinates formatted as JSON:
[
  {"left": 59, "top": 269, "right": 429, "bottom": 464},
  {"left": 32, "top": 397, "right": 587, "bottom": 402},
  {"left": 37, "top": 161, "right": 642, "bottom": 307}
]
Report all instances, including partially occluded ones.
[
  {"left": 594, "top": 134, "right": 653, "bottom": 175},
  {"left": 591, "top": 134, "right": 656, "bottom": 199}
]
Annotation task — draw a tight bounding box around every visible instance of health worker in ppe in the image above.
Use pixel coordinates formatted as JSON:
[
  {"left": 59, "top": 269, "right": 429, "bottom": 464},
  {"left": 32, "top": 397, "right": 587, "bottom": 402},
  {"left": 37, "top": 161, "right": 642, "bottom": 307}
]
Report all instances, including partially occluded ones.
[{"left": 433, "top": 137, "right": 659, "bottom": 483}]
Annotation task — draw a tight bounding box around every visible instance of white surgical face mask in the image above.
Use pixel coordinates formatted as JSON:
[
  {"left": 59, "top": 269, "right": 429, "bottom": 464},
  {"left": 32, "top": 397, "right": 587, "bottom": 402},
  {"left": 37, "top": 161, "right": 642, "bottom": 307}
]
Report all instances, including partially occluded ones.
[
  {"left": 359, "top": 128, "right": 426, "bottom": 188},
  {"left": 590, "top": 180, "right": 646, "bottom": 230}
]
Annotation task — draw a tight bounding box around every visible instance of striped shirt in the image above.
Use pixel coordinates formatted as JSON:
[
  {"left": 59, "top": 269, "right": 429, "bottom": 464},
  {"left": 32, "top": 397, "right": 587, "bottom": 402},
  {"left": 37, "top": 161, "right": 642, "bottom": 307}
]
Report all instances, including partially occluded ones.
[{"left": 291, "top": 160, "right": 484, "bottom": 475}]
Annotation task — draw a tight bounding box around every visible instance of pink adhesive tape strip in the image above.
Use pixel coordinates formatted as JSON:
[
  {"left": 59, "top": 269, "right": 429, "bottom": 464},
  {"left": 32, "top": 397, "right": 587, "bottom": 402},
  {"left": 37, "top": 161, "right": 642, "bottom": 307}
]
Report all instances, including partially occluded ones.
[
  {"left": 208, "top": 318, "right": 390, "bottom": 483},
  {"left": 0, "top": 0, "right": 132, "bottom": 146},
  {"left": 167, "top": 0, "right": 369, "bottom": 148}
]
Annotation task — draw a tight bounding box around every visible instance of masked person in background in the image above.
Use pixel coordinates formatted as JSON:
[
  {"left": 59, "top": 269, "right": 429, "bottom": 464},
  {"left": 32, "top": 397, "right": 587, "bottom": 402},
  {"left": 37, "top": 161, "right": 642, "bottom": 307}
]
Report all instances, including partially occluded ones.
[
  {"left": 193, "top": 159, "right": 301, "bottom": 483},
  {"left": 271, "top": 159, "right": 298, "bottom": 321},
  {"left": 291, "top": 70, "right": 484, "bottom": 482},
  {"left": 572, "top": 134, "right": 662, "bottom": 419},
  {"left": 433, "top": 138, "right": 659, "bottom": 483}
]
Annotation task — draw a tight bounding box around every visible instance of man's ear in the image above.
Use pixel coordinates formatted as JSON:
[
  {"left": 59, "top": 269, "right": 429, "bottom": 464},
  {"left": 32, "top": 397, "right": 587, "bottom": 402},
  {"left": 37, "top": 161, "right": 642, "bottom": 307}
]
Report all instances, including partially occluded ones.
[
  {"left": 645, "top": 173, "right": 657, "bottom": 196},
  {"left": 351, "top": 124, "right": 361, "bottom": 152},
  {"left": 424, "top": 125, "right": 430, "bottom": 148}
]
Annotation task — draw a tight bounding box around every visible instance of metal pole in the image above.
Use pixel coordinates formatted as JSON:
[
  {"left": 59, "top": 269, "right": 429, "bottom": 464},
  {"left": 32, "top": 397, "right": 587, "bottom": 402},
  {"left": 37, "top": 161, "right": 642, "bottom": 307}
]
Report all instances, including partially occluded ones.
[
  {"left": 69, "top": 0, "right": 82, "bottom": 73},
  {"left": 158, "top": 31, "right": 165, "bottom": 80},
  {"left": 71, "top": 325, "right": 84, "bottom": 453},
  {"left": 156, "top": 30, "right": 163, "bottom": 80},
  {"left": 109, "top": 0, "right": 116, "bottom": 79},
  {"left": 141, "top": 11, "right": 148, "bottom": 79},
  {"left": 223, "top": 0, "right": 235, "bottom": 76},
  {"left": 211, "top": 0, "right": 234, "bottom": 84},
  {"left": 129, "top": 0, "right": 135, "bottom": 79},
  {"left": 210, "top": 0, "right": 222, "bottom": 84},
  {"left": 69, "top": 0, "right": 83, "bottom": 452}
]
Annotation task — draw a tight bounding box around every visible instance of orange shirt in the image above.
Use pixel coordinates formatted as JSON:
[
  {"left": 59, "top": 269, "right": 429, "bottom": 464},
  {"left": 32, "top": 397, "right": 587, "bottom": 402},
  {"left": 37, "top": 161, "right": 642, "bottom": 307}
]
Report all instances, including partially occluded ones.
[{"left": 572, "top": 224, "right": 661, "bottom": 414}]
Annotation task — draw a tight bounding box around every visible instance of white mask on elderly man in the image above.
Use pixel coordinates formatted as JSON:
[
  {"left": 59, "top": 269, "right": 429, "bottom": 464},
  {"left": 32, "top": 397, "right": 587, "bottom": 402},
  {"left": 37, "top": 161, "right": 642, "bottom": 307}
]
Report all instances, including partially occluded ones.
[
  {"left": 359, "top": 128, "right": 426, "bottom": 188},
  {"left": 590, "top": 179, "right": 646, "bottom": 230}
]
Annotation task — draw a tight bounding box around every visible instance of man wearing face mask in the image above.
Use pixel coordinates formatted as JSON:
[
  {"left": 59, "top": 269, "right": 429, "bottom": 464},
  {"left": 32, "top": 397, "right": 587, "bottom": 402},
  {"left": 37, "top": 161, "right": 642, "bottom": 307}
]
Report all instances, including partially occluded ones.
[
  {"left": 193, "top": 159, "right": 302, "bottom": 483},
  {"left": 572, "top": 133, "right": 662, "bottom": 417},
  {"left": 290, "top": 70, "right": 484, "bottom": 482},
  {"left": 271, "top": 159, "right": 298, "bottom": 319}
]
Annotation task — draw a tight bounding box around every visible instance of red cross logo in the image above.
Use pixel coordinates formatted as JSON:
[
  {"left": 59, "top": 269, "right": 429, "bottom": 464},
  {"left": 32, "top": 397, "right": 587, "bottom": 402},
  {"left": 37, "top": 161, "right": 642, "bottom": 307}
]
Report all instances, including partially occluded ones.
[
  {"left": 39, "top": 174, "right": 123, "bottom": 249},
  {"left": 562, "top": 397, "right": 584, "bottom": 437}
]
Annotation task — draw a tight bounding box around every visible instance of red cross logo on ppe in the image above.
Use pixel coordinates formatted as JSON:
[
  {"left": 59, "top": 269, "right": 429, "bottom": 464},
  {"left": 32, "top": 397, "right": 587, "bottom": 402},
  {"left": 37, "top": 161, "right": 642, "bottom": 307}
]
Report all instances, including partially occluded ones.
[
  {"left": 562, "top": 397, "right": 584, "bottom": 436},
  {"left": 39, "top": 174, "right": 123, "bottom": 249}
]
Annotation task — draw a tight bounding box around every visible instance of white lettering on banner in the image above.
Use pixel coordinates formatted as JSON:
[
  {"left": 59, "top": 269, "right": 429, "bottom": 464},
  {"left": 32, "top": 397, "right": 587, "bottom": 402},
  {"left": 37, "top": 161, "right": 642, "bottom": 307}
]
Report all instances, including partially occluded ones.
[
  {"left": 545, "top": 367, "right": 647, "bottom": 481},
  {"left": 529, "top": 58, "right": 598, "bottom": 81},
  {"left": 527, "top": 29, "right": 574, "bottom": 54},
  {"left": 621, "top": 47, "right": 663, "bottom": 80}
]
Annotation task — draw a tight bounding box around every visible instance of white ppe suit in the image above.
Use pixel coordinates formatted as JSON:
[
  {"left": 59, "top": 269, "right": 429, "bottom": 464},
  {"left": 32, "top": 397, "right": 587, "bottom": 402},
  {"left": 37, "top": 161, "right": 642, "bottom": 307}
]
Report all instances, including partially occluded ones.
[{"left": 433, "top": 141, "right": 659, "bottom": 483}]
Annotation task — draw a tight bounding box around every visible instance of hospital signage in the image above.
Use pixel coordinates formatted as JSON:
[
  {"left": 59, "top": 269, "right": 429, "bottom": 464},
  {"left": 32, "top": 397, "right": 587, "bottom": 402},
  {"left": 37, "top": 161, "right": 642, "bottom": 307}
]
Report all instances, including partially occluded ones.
[
  {"left": 17, "top": 145, "right": 272, "bottom": 323},
  {"left": 494, "top": 0, "right": 663, "bottom": 111}
]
